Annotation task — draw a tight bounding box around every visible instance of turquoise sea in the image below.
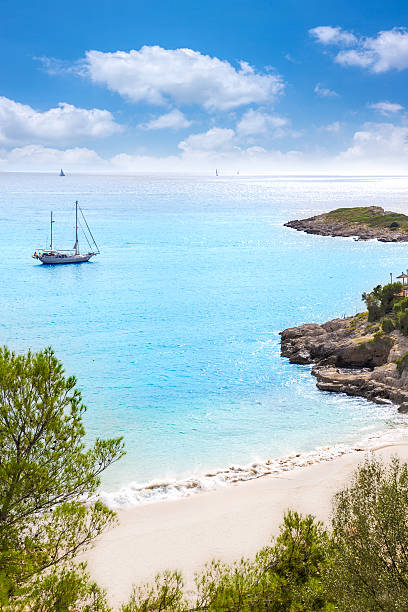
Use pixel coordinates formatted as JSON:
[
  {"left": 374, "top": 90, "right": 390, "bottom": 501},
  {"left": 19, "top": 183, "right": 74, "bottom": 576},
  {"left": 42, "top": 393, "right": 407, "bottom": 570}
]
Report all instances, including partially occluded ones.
[{"left": 2, "top": 173, "right": 408, "bottom": 504}]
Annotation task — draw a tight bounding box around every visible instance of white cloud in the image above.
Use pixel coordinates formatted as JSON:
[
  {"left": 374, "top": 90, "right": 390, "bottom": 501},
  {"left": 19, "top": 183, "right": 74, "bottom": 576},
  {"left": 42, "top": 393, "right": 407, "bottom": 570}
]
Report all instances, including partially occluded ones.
[
  {"left": 338, "top": 122, "right": 408, "bottom": 163},
  {"left": 311, "top": 25, "right": 408, "bottom": 73},
  {"left": 368, "top": 101, "right": 404, "bottom": 115},
  {"left": 83, "top": 46, "right": 284, "bottom": 110},
  {"left": 335, "top": 49, "right": 373, "bottom": 69},
  {"left": 284, "top": 53, "right": 300, "bottom": 64},
  {"left": 35, "top": 56, "right": 78, "bottom": 76},
  {"left": 178, "top": 127, "right": 236, "bottom": 153},
  {"left": 0, "top": 97, "right": 121, "bottom": 145},
  {"left": 236, "top": 109, "right": 288, "bottom": 136},
  {"left": 314, "top": 83, "right": 339, "bottom": 98},
  {"left": 309, "top": 26, "right": 357, "bottom": 46},
  {"left": 0, "top": 144, "right": 105, "bottom": 170},
  {"left": 175, "top": 125, "right": 304, "bottom": 170},
  {"left": 322, "top": 121, "right": 342, "bottom": 133},
  {"left": 139, "top": 109, "right": 192, "bottom": 130}
]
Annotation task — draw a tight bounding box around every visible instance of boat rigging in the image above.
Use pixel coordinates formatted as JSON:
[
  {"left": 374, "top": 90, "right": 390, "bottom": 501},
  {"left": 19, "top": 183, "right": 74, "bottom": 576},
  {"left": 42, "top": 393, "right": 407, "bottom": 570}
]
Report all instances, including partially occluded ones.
[{"left": 33, "top": 201, "right": 100, "bottom": 265}]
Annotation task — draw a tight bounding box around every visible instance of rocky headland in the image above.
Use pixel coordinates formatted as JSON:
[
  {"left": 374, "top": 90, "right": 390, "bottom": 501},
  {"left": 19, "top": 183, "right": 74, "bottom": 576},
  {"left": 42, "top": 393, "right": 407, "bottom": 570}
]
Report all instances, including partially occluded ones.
[
  {"left": 280, "top": 313, "right": 408, "bottom": 413},
  {"left": 285, "top": 206, "right": 408, "bottom": 242}
]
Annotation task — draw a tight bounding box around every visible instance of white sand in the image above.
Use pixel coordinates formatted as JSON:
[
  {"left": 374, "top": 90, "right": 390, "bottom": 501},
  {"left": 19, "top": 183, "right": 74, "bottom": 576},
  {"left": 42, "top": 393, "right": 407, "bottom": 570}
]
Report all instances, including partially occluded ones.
[{"left": 85, "top": 443, "right": 408, "bottom": 608}]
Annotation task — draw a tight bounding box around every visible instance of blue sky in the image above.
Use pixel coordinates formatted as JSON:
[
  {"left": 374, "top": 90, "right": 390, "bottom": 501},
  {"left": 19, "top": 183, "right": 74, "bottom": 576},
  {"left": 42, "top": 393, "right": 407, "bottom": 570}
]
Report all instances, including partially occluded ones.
[{"left": 1, "top": 0, "right": 408, "bottom": 172}]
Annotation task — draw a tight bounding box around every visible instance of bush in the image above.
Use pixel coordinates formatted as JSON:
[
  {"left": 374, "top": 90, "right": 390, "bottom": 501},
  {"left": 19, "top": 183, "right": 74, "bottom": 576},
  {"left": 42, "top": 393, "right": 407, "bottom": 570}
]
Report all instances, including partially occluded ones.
[
  {"left": 122, "top": 512, "right": 333, "bottom": 611},
  {"left": 362, "top": 289, "right": 381, "bottom": 322},
  {"left": 393, "top": 297, "right": 408, "bottom": 313},
  {"left": 327, "top": 457, "right": 408, "bottom": 611},
  {"left": 17, "top": 563, "right": 112, "bottom": 612},
  {"left": 396, "top": 351, "right": 408, "bottom": 375},
  {"left": 380, "top": 282, "right": 402, "bottom": 313},
  {"left": 121, "top": 571, "right": 185, "bottom": 612},
  {"left": 381, "top": 317, "right": 395, "bottom": 333},
  {"left": 397, "top": 309, "right": 408, "bottom": 335},
  {"left": 193, "top": 511, "right": 332, "bottom": 611},
  {"left": 362, "top": 283, "right": 403, "bottom": 322}
]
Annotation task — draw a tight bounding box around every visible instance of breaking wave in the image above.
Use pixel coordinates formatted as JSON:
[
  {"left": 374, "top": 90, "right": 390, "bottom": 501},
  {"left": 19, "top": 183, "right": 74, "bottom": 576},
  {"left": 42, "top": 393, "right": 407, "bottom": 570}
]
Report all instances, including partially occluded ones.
[{"left": 99, "top": 424, "right": 408, "bottom": 509}]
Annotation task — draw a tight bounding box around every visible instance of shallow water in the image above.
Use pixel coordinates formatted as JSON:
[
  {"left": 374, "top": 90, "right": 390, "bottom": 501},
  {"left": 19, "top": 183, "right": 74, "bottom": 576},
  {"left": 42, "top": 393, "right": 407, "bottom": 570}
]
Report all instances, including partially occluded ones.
[{"left": 2, "top": 173, "right": 408, "bottom": 503}]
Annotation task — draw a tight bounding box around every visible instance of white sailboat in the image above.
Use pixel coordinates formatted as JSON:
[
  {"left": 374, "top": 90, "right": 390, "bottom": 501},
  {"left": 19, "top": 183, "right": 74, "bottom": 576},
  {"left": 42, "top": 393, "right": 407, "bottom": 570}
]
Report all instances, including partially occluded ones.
[{"left": 33, "top": 201, "right": 100, "bottom": 265}]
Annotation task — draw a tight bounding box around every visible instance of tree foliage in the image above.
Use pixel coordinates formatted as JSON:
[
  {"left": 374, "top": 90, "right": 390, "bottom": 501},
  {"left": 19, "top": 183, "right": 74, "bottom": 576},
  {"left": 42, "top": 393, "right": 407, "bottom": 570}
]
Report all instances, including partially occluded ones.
[
  {"left": 0, "top": 346, "right": 124, "bottom": 608},
  {"left": 121, "top": 571, "right": 185, "bottom": 612},
  {"left": 361, "top": 282, "right": 408, "bottom": 338},
  {"left": 11, "top": 563, "right": 112, "bottom": 612},
  {"left": 362, "top": 282, "right": 402, "bottom": 322},
  {"left": 327, "top": 457, "right": 408, "bottom": 611},
  {"left": 381, "top": 316, "right": 395, "bottom": 333}
]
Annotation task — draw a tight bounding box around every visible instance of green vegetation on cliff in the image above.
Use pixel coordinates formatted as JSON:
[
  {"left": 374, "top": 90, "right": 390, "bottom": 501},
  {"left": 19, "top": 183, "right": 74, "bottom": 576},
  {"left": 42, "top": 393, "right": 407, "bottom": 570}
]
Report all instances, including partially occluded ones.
[
  {"left": 326, "top": 206, "right": 408, "bottom": 232},
  {"left": 361, "top": 282, "right": 408, "bottom": 372},
  {"left": 362, "top": 282, "right": 403, "bottom": 322}
]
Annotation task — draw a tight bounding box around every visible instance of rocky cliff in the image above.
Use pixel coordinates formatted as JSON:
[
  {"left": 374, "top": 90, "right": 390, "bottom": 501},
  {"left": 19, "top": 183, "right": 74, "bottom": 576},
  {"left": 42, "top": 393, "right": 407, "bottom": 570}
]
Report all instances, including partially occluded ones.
[{"left": 280, "top": 313, "right": 408, "bottom": 412}]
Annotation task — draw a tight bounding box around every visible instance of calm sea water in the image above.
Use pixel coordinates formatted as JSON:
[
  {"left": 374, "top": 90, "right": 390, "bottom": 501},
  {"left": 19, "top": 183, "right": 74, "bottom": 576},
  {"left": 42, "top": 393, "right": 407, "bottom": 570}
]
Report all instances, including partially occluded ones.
[{"left": 2, "top": 173, "right": 408, "bottom": 502}]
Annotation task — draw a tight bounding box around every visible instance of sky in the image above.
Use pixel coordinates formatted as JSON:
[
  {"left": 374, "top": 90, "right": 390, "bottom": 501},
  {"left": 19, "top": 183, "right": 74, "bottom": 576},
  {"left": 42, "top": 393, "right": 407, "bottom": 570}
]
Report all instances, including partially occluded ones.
[{"left": 1, "top": 0, "right": 408, "bottom": 173}]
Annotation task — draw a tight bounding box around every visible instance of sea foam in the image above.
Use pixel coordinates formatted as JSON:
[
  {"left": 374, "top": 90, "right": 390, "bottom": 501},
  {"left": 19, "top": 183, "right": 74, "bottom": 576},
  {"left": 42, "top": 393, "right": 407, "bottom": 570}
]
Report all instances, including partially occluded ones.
[{"left": 99, "top": 424, "right": 408, "bottom": 508}]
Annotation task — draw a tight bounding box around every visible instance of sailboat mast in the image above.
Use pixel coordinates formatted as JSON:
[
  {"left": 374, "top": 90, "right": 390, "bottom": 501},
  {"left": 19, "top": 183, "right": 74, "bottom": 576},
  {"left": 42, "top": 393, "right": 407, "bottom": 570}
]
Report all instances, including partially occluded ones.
[
  {"left": 50, "top": 211, "right": 53, "bottom": 250},
  {"left": 75, "top": 201, "right": 78, "bottom": 254}
]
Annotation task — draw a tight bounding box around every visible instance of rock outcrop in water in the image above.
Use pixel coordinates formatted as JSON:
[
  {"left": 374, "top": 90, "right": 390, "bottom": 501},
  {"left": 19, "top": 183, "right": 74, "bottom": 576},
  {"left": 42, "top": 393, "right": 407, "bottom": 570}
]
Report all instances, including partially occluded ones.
[
  {"left": 280, "top": 313, "right": 408, "bottom": 412},
  {"left": 285, "top": 206, "right": 408, "bottom": 242}
]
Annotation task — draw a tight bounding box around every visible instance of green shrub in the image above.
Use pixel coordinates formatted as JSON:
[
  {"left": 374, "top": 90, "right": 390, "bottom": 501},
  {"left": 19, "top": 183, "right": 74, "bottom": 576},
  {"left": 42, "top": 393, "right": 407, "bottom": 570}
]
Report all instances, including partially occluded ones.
[
  {"left": 121, "top": 571, "right": 185, "bottom": 612},
  {"left": 371, "top": 330, "right": 385, "bottom": 342},
  {"left": 194, "top": 511, "right": 331, "bottom": 612},
  {"left": 16, "top": 563, "right": 112, "bottom": 612},
  {"left": 122, "top": 512, "right": 333, "bottom": 611},
  {"left": 362, "top": 289, "right": 381, "bottom": 321},
  {"left": 327, "top": 457, "right": 408, "bottom": 611},
  {"left": 396, "top": 351, "right": 408, "bottom": 375},
  {"left": 397, "top": 309, "right": 408, "bottom": 336},
  {"left": 362, "top": 282, "right": 402, "bottom": 321},
  {"left": 380, "top": 282, "right": 402, "bottom": 313},
  {"left": 393, "top": 297, "right": 408, "bottom": 312},
  {"left": 381, "top": 317, "right": 395, "bottom": 333}
]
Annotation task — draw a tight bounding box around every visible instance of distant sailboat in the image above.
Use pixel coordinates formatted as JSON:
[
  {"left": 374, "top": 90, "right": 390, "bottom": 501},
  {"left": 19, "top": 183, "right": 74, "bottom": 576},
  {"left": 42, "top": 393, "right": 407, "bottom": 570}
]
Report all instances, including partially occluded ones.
[
  {"left": 59, "top": 168, "right": 65, "bottom": 176},
  {"left": 32, "top": 201, "right": 100, "bottom": 265}
]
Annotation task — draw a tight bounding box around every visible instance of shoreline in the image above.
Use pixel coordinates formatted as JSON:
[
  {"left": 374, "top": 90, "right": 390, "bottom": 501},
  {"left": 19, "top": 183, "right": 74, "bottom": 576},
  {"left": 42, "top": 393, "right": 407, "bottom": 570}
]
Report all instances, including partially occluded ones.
[
  {"left": 99, "top": 421, "right": 408, "bottom": 508},
  {"left": 85, "top": 437, "right": 408, "bottom": 608}
]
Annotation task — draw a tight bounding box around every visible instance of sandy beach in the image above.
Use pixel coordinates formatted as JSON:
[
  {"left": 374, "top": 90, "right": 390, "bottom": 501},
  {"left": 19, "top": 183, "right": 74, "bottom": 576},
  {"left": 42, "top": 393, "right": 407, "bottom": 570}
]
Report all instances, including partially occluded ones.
[{"left": 85, "top": 441, "right": 408, "bottom": 607}]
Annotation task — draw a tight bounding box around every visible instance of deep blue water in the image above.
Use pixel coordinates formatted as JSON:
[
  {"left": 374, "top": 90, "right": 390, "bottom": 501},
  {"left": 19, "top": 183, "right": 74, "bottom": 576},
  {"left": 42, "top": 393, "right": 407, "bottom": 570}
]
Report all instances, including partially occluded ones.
[{"left": 2, "top": 173, "right": 408, "bottom": 499}]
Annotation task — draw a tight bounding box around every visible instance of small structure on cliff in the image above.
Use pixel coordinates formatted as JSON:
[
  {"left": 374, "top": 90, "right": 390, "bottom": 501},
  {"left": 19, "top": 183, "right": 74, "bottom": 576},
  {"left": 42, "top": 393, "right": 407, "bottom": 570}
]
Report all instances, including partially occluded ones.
[{"left": 396, "top": 272, "right": 408, "bottom": 297}]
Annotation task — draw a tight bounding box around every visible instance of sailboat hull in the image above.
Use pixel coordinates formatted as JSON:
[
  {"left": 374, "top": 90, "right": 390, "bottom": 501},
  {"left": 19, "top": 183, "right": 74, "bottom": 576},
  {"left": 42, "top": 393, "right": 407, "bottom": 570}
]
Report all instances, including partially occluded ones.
[{"left": 37, "top": 253, "right": 96, "bottom": 265}]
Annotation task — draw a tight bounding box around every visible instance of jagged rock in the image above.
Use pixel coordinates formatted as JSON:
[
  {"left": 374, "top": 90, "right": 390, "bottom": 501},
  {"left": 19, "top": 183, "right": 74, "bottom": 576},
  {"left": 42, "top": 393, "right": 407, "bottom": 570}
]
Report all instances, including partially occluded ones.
[
  {"left": 280, "top": 313, "right": 408, "bottom": 412},
  {"left": 398, "top": 403, "right": 408, "bottom": 413}
]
